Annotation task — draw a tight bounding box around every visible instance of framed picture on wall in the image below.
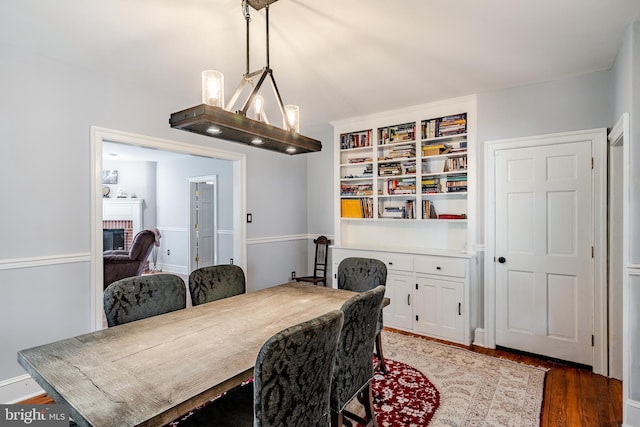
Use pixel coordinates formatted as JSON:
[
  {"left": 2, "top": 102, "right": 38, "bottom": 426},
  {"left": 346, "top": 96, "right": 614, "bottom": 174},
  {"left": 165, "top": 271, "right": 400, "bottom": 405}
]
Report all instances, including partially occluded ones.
[{"left": 102, "top": 170, "right": 118, "bottom": 184}]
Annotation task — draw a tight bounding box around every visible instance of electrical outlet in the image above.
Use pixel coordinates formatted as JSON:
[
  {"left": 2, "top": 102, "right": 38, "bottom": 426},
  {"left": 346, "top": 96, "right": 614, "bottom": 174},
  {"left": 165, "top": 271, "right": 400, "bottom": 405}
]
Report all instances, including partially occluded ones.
[
  {"left": 167, "top": 249, "right": 170, "bottom": 256},
  {"left": 291, "top": 271, "right": 296, "bottom": 280}
]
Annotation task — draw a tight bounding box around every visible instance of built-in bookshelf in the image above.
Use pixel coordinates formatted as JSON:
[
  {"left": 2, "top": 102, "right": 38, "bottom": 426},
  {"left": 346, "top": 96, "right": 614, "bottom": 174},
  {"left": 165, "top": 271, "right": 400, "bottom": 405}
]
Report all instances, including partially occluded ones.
[{"left": 333, "top": 96, "right": 476, "bottom": 253}]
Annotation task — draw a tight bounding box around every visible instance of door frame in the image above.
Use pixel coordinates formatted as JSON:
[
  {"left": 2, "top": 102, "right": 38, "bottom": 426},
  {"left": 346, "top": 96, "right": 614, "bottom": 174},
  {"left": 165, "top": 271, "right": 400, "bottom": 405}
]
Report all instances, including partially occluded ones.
[
  {"left": 484, "top": 128, "right": 607, "bottom": 375},
  {"left": 90, "top": 127, "right": 247, "bottom": 331},
  {"left": 189, "top": 175, "right": 218, "bottom": 272}
]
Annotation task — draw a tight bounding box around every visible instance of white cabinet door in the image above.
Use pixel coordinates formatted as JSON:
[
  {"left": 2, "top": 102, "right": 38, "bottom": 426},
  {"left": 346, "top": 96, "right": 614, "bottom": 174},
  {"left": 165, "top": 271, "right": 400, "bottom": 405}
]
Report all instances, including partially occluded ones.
[
  {"left": 384, "top": 272, "right": 414, "bottom": 330},
  {"left": 415, "top": 276, "right": 464, "bottom": 343}
]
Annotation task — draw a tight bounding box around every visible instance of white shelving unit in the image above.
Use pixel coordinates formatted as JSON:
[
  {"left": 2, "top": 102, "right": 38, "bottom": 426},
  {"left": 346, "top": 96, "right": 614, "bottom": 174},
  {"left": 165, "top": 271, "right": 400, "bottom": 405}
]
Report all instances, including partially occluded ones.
[
  {"left": 333, "top": 96, "right": 476, "bottom": 253},
  {"left": 331, "top": 96, "right": 477, "bottom": 345}
]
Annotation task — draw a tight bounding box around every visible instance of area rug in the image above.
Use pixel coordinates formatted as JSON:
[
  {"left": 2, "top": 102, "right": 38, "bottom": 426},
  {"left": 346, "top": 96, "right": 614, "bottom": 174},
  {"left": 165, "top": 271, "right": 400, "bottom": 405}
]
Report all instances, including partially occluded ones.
[
  {"left": 168, "top": 358, "right": 440, "bottom": 426},
  {"left": 382, "top": 330, "right": 547, "bottom": 426},
  {"left": 169, "top": 331, "right": 546, "bottom": 426}
]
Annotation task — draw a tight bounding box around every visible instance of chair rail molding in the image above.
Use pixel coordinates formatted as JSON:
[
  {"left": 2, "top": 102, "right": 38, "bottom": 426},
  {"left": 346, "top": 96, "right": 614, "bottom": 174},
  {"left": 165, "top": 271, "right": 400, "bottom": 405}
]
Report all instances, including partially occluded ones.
[{"left": 0, "top": 253, "right": 90, "bottom": 271}]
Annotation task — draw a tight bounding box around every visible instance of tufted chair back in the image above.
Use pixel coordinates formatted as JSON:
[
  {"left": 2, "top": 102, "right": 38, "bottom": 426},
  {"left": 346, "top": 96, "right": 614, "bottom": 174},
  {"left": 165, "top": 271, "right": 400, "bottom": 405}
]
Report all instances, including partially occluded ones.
[
  {"left": 103, "top": 274, "right": 186, "bottom": 327},
  {"left": 330, "top": 285, "right": 385, "bottom": 424},
  {"left": 188, "top": 264, "right": 246, "bottom": 306}
]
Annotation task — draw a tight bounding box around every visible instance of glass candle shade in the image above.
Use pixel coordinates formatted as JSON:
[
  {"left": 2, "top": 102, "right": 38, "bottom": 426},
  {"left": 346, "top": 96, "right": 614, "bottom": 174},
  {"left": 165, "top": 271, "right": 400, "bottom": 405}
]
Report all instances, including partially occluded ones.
[
  {"left": 284, "top": 105, "right": 300, "bottom": 132},
  {"left": 202, "top": 70, "right": 225, "bottom": 108}
]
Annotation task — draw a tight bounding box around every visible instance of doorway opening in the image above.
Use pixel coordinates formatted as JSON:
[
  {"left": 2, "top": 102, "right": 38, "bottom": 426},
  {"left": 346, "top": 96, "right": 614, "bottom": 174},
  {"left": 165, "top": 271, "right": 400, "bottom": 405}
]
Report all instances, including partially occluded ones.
[{"left": 91, "top": 127, "right": 247, "bottom": 331}]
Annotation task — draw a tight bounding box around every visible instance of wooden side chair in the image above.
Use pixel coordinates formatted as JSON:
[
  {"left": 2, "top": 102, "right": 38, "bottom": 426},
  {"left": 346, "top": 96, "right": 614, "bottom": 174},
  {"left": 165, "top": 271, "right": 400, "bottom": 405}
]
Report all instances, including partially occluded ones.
[
  {"left": 337, "top": 257, "right": 388, "bottom": 373},
  {"left": 331, "top": 285, "right": 385, "bottom": 427},
  {"left": 296, "top": 235, "right": 331, "bottom": 286},
  {"left": 103, "top": 274, "right": 186, "bottom": 327},
  {"left": 178, "top": 310, "right": 344, "bottom": 427},
  {"left": 188, "top": 264, "right": 246, "bottom": 306}
]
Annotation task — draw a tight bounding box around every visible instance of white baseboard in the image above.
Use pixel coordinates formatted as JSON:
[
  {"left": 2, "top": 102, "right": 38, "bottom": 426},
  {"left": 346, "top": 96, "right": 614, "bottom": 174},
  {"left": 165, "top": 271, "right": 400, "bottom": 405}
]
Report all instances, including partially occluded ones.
[
  {"left": 625, "top": 399, "right": 640, "bottom": 427},
  {"left": 156, "top": 263, "right": 188, "bottom": 275},
  {"left": 473, "top": 328, "right": 486, "bottom": 347},
  {"left": 0, "top": 374, "right": 43, "bottom": 404}
]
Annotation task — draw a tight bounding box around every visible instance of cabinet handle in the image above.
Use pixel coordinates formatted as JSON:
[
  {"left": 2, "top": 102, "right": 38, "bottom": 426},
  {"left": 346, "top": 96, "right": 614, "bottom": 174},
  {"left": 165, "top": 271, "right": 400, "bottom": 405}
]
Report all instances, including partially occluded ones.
[
  {"left": 458, "top": 303, "right": 461, "bottom": 316},
  {"left": 388, "top": 262, "right": 393, "bottom": 266},
  {"left": 436, "top": 266, "right": 442, "bottom": 270},
  {"left": 407, "top": 294, "right": 411, "bottom": 306}
]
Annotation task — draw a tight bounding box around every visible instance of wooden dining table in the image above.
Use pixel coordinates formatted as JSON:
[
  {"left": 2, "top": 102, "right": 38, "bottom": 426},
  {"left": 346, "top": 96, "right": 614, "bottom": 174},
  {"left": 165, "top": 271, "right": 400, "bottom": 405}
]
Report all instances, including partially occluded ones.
[{"left": 17, "top": 282, "right": 378, "bottom": 427}]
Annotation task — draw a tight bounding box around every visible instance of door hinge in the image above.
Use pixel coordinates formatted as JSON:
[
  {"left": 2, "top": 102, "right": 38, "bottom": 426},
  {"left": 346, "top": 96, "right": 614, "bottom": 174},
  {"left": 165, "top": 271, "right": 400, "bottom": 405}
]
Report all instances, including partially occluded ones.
[
  {"left": 592, "top": 246, "right": 594, "bottom": 258},
  {"left": 592, "top": 335, "right": 595, "bottom": 347},
  {"left": 591, "top": 157, "right": 594, "bottom": 169},
  {"left": 415, "top": 283, "right": 418, "bottom": 290}
]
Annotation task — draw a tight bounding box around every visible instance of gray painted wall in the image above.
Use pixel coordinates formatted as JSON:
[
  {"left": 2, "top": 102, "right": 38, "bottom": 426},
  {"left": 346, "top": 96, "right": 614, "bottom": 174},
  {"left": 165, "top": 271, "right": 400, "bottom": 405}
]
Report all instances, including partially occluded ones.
[{"left": 0, "top": 39, "right": 314, "bottom": 393}]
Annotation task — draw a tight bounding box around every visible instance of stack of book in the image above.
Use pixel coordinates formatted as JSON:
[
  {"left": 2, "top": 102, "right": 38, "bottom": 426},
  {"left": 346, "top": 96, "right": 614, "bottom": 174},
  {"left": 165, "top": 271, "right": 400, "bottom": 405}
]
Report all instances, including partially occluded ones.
[
  {"left": 341, "top": 183, "right": 373, "bottom": 196},
  {"left": 446, "top": 175, "right": 467, "bottom": 192},
  {"left": 402, "top": 160, "right": 416, "bottom": 174},
  {"left": 347, "top": 156, "right": 372, "bottom": 164},
  {"left": 389, "top": 146, "right": 416, "bottom": 159},
  {"left": 422, "top": 178, "right": 440, "bottom": 194},
  {"left": 382, "top": 206, "right": 405, "bottom": 218},
  {"left": 387, "top": 178, "right": 416, "bottom": 195},
  {"left": 379, "top": 122, "right": 415, "bottom": 145},
  {"left": 438, "top": 114, "right": 467, "bottom": 137},
  {"left": 421, "top": 113, "right": 467, "bottom": 139},
  {"left": 378, "top": 162, "right": 402, "bottom": 176}
]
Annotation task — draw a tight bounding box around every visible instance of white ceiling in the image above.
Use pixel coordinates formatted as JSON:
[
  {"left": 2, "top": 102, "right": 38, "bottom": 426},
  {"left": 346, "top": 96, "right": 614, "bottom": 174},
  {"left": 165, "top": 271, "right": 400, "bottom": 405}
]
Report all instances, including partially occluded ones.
[{"left": 3, "top": 0, "right": 640, "bottom": 139}]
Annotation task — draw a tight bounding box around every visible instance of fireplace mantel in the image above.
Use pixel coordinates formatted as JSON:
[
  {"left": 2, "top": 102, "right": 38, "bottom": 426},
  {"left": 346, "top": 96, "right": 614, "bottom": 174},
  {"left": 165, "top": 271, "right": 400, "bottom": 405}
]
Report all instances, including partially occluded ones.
[{"left": 103, "top": 198, "right": 143, "bottom": 236}]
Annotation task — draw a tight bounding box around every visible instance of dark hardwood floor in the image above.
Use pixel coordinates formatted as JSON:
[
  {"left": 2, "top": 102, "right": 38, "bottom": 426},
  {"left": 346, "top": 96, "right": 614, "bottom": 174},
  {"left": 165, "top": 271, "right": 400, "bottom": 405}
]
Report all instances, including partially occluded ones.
[{"left": 18, "top": 329, "right": 623, "bottom": 426}]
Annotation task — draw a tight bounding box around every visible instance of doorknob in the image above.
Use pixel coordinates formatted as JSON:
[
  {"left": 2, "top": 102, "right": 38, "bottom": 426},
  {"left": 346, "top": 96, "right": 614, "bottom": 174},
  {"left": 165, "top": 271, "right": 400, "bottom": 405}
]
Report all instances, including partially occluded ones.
[{"left": 498, "top": 257, "right": 506, "bottom": 263}]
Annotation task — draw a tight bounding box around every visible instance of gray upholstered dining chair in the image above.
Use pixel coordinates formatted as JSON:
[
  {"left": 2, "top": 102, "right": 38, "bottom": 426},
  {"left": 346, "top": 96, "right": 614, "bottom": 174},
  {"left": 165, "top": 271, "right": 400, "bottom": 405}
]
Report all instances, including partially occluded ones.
[
  {"left": 177, "top": 309, "right": 345, "bottom": 427},
  {"left": 103, "top": 274, "right": 186, "bottom": 327},
  {"left": 331, "top": 285, "right": 385, "bottom": 427},
  {"left": 337, "top": 257, "right": 388, "bottom": 373},
  {"left": 188, "top": 264, "right": 246, "bottom": 306}
]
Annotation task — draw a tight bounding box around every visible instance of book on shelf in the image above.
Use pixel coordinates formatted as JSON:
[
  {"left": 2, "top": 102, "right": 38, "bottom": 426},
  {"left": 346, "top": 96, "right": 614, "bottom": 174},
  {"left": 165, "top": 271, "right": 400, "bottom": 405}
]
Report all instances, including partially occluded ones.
[
  {"left": 438, "top": 213, "right": 467, "bottom": 220},
  {"left": 421, "top": 199, "right": 438, "bottom": 219},
  {"left": 341, "top": 183, "right": 373, "bottom": 196},
  {"left": 378, "top": 163, "right": 403, "bottom": 176},
  {"left": 444, "top": 156, "right": 467, "bottom": 171},
  {"left": 382, "top": 206, "right": 405, "bottom": 218},
  {"left": 387, "top": 178, "right": 416, "bottom": 195},
  {"left": 340, "top": 130, "right": 372, "bottom": 149},
  {"left": 341, "top": 198, "right": 373, "bottom": 218},
  {"left": 429, "top": 203, "right": 438, "bottom": 219},
  {"left": 421, "top": 178, "right": 440, "bottom": 194},
  {"left": 379, "top": 122, "right": 415, "bottom": 145},
  {"left": 421, "top": 113, "right": 467, "bottom": 139}
]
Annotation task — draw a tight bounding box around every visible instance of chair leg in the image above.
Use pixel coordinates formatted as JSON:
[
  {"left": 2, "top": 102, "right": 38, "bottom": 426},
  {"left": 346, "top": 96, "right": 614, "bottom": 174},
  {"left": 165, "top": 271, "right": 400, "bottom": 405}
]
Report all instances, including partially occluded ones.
[{"left": 374, "top": 332, "right": 387, "bottom": 374}]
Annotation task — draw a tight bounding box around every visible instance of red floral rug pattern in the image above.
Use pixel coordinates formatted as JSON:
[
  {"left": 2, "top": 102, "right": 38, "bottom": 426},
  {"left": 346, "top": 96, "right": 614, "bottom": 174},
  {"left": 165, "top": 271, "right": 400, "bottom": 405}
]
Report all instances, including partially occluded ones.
[{"left": 367, "top": 358, "right": 440, "bottom": 427}]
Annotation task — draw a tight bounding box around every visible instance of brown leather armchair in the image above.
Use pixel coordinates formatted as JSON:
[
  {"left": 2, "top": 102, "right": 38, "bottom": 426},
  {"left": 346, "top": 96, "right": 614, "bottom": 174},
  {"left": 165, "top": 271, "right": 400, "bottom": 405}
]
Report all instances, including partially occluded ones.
[{"left": 103, "top": 229, "right": 156, "bottom": 290}]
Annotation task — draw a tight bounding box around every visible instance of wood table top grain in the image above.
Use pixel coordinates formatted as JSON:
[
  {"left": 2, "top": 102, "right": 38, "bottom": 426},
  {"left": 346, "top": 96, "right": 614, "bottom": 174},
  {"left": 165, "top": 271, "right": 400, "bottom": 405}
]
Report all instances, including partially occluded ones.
[{"left": 17, "top": 282, "right": 363, "bottom": 427}]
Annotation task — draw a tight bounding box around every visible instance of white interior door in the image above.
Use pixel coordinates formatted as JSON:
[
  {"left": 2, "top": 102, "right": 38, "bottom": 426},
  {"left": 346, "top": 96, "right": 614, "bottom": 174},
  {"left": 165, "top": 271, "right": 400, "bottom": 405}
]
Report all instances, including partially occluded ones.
[
  {"left": 196, "top": 182, "right": 215, "bottom": 268},
  {"left": 494, "top": 140, "right": 593, "bottom": 366},
  {"left": 189, "top": 176, "right": 218, "bottom": 272}
]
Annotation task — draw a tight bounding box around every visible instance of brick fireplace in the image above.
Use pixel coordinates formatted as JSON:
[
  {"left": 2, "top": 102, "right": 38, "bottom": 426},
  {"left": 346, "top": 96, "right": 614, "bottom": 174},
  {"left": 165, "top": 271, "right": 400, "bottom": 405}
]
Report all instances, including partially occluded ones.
[
  {"left": 102, "top": 198, "right": 143, "bottom": 251},
  {"left": 103, "top": 220, "right": 134, "bottom": 250}
]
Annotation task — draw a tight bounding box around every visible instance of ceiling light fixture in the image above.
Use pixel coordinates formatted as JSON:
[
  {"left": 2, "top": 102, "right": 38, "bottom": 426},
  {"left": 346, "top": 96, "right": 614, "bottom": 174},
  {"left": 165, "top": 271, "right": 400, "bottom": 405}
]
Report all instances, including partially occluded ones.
[{"left": 169, "top": 0, "right": 322, "bottom": 155}]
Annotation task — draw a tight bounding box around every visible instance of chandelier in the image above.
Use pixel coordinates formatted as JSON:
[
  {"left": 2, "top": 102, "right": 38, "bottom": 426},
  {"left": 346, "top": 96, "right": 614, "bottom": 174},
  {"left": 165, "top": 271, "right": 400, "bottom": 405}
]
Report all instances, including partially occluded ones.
[{"left": 169, "top": 0, "right": 322, "bottom": 155}]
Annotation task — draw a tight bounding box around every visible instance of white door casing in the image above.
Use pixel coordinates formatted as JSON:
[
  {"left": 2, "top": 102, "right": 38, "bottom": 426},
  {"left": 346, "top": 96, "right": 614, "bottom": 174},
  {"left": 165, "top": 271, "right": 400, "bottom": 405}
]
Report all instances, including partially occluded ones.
[{"left": 484, "top": 129, "right": 607, "bottom": 375}]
